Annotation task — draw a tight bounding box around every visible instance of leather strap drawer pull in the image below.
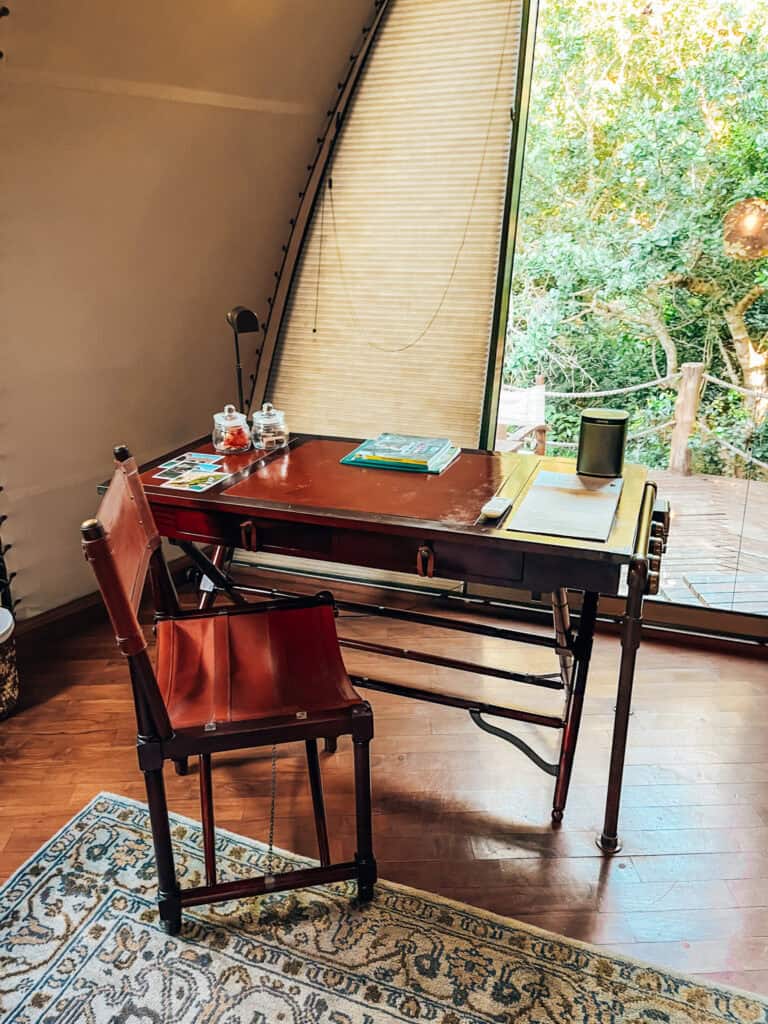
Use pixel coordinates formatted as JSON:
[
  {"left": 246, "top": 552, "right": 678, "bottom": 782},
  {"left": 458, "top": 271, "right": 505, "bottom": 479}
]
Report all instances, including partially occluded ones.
[
  {"left": 239, "top": 519, "right": 257, "bottom": 551},
  {"left": 416, "top": 544, "right": 435, "bottom": 578}
]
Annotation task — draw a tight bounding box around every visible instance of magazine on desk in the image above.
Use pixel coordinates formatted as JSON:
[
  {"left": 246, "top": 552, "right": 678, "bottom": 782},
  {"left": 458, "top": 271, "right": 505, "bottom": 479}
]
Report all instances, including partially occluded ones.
[{"left": 341, "top": 433, "right": 460, "bottom": 474}]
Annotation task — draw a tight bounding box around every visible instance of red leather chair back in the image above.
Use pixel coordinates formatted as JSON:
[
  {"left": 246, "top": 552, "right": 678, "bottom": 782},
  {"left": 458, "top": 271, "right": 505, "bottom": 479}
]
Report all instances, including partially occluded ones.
[
  {"left": 96, "top": 450, "right": 160, "bottom": 612},
  {"left": 81, "top": 449, "right": 160, "bottom": 657},
  {"left": 82, "top": 448, "right": 174, "bottom": 738}
]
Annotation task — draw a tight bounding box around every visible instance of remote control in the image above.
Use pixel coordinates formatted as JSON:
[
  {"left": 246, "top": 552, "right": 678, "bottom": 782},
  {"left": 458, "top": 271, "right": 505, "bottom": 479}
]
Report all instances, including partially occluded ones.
[{"left": 479, "top": 496, "right": 512, "bottom": 520}]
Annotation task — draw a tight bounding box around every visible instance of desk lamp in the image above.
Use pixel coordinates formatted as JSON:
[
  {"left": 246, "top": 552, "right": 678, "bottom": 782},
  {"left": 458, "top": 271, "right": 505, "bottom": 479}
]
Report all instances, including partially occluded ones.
[
  {"left": 723, "top": 198, "right": 768, "bottom": 260},
  {"left": 226, "top": 306, "right": 260, "bottom": 413}
]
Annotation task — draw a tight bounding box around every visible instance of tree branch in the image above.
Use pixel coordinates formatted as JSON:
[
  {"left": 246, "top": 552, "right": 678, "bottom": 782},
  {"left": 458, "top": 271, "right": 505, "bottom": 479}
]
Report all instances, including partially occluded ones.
[
  {"left": 723, "top": 286, "right": 768, "bottom": 421},
  {"left": 716, "top": 335, "right": 739, "bottom": 385},
  {"left": 657, "top": 274, "right": 724, "bottom": 300},
  {"left": 730, "top": 284, "right": 765, "bottom": 318},
  {"left": 589, "top": 294, "right": 678, "bottom": 375}
]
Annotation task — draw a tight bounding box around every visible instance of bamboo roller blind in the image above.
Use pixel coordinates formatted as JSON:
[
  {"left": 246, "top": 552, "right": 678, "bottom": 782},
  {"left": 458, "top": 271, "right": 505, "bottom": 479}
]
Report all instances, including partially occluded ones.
[{"left": 268, "top": 0, "right": 523, "bottom": 446}]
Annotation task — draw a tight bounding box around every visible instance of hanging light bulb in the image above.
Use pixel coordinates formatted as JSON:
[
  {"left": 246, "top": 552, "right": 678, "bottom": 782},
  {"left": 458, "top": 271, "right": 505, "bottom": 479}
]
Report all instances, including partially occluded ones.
[{"left": 723, "top": 197, "right": 768, "bottom": 260}]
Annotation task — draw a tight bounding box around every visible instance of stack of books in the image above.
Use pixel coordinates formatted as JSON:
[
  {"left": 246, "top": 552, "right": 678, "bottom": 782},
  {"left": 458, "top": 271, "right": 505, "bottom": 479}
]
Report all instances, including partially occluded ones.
[{"left": 341, "top": 433, "right": 460, "bottom": 474}]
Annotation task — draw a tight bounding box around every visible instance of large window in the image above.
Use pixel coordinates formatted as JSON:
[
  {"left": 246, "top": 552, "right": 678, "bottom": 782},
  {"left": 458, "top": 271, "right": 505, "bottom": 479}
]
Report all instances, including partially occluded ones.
[{"left": 499, "top": 0, "right": 768, "bottom": 620}]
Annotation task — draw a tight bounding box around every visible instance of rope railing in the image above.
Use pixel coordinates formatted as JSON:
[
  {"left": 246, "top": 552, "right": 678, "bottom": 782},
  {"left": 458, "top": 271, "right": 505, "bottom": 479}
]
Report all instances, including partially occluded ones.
[
  {"left": 543, "top": 373, "right": 680, "bottom": 400},
  {"left": 696, "top": 423, "right": 768, "bottom": 472},
  {"left": 548, "top": 418, "right": 676, "bottom": 450},
  {"left": 628, "top": 419, "right": 676, "bottom": 441},
  {"left": 509, "top": 364, "right": 768, "bottom": 476},
  {"left": 703, "top": 373, "right": 768, "bottom": 401}
]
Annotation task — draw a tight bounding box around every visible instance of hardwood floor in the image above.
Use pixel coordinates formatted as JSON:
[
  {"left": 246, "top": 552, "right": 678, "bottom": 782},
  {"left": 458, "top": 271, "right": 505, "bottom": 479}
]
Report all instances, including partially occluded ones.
[{"left": 3, "top": 576, "right": 767, "bottom": 996}]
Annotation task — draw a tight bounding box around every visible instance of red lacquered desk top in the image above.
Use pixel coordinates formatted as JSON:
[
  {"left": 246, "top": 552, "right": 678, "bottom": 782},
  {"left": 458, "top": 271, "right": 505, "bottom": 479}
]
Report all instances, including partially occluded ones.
[
  {"left": 141, "top": 436, "right": 513, "bottom": 527},
  {"left": 140, "top": 434, "right": 648, "bottom": 565},
  {"left": 223, "top": 439, "right": 506, "bottom": 527}
]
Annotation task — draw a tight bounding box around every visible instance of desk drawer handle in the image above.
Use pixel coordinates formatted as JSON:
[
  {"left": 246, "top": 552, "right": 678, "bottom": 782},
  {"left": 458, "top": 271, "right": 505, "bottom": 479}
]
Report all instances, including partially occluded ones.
[
  {"left": 239, "top": 519, "right": 257, "bottom": 551},
  {"left": 416, "top": 544, "right": 435, "bottom": 578}
]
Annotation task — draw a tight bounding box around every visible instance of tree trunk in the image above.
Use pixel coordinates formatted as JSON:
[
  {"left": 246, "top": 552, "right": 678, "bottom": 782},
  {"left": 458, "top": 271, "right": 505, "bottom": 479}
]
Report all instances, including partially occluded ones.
[
  {"left": 669, "top": 362, "right": 704, "bottom": 474},
  {"left": 724, "top": 290, "right": 768, "bottom": 423}
]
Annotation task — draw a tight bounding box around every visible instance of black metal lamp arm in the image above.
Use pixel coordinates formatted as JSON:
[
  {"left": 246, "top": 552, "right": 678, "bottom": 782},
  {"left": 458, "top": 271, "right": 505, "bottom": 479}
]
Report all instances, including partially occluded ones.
[{"left": 225, "top": 307, "right": 260, "bottom": 413}]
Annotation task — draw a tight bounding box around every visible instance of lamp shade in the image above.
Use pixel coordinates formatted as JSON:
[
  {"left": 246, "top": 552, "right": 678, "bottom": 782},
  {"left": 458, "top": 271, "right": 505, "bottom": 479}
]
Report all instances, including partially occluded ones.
[{"left": 723, "top": 198, "right": 768, "bottom": 260}]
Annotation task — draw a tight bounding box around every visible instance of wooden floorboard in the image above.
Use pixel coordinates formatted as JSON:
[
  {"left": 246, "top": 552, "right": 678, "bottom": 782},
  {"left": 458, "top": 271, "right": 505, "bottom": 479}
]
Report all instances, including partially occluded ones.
[{"left": 3, "top": 577, "right": 768, "bottom": 997}]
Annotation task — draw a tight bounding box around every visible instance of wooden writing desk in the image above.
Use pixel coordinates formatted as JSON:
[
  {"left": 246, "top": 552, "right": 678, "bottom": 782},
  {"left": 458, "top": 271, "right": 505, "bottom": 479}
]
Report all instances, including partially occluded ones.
[{"left": 141, "top": 434, "right": 667, "bottom": 853}]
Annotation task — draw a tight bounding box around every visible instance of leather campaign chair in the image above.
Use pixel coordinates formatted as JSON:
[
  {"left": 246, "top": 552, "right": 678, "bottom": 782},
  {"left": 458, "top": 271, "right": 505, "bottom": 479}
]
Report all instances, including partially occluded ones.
[{"left": 81, "top": 445, "right": 376, "bottom": 935}]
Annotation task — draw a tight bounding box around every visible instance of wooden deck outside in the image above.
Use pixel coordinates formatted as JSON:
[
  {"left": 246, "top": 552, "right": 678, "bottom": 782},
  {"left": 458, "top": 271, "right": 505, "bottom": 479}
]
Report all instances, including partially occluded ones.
[{"left": 651, "top": 470, "right": 768, "bottom": 615}]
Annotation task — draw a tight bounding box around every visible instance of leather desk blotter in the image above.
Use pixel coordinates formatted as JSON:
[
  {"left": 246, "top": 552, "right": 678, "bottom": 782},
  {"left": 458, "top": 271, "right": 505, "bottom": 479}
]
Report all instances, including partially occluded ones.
[{"left": 508, "top": 470, "right": 623, "bottom": 543}]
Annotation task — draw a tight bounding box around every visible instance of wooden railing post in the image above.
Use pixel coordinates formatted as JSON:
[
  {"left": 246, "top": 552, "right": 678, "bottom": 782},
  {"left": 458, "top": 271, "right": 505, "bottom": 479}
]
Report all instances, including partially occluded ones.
[
  {"left": 534, "top": 424, "right": 548, "bottom": 456},
  {"left": 669, "top": 362, "right": 704, "bottom": 474},
  {"left": 534, "top": 374, "right": 547, "bottom": 454}
]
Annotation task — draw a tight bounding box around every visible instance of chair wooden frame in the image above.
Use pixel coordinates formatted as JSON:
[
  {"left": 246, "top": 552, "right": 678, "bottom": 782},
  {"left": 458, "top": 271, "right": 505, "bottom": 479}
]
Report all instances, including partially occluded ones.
[{"left": 81, "top": 446, "right": 375, "bottom": 935}]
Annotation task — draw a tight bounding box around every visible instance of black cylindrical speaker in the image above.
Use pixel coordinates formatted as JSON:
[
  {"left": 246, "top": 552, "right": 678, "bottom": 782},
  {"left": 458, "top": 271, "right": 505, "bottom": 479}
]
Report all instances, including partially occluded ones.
[{"left": 576, "top": 408, "right": 628, "bottom": 478}]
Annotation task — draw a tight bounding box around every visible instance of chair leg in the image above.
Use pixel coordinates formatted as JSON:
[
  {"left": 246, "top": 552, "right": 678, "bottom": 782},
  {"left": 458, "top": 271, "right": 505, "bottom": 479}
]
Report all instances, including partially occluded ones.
[
  {"left": 305, "top": 739, "right": 330, "bottom": 866},
  {"left": 353, "top": 736, "right": 376, "bottom": 902},
  {"left": 174, "top": 757, "right": 189, "bottom": 776},
  {"left": 323, "top": 736, "right": 338, "bottom": 754},
  {"left": 143, "top": 767, "right": 182, "bottom": 934},
  {"left": 199, "top": 753, "right": 217, "bottom": 885}
]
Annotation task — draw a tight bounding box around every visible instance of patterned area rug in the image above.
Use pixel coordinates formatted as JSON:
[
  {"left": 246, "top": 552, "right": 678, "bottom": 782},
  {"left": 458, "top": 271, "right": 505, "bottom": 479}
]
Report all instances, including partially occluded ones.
[{"left": 2, "top": 793, "right": 767, "bottom": 1024}]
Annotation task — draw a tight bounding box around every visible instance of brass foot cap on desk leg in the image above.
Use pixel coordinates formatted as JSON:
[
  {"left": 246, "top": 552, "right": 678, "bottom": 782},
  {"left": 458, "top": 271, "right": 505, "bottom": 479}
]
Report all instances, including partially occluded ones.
[{"left": 596, "top": 833, "right": 623, "bottom": 855}]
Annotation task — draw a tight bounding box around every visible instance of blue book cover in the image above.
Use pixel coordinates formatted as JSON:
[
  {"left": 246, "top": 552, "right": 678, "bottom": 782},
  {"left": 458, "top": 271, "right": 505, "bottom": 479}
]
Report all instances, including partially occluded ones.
[{"left": 347, "top": 434, "right": 451, "bottom": 464}]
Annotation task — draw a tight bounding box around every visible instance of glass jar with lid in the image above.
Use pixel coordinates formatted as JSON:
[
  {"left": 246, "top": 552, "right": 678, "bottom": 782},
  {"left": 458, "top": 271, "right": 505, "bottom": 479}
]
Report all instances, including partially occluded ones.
[
  {"left": 212, "top": 404, "right": 252, "bottom": 454},
  {"left": 251, "top": 402, "right": 288, "bottom": 450}
]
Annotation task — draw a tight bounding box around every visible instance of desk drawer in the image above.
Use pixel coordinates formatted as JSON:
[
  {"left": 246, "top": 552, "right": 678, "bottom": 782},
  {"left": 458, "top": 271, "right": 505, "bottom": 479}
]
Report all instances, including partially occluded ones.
[
  {"left": 153, "top": 506, "right": 240, "bottom": 546},
  {"left": 330, "top": 531, "right": 524, "bottom": 586},
  {"left": 153, "top": 505, "right": 525, "bottom": 587},
  {"left": 432, "top": 540, "right": 524, "bottom": 587}
]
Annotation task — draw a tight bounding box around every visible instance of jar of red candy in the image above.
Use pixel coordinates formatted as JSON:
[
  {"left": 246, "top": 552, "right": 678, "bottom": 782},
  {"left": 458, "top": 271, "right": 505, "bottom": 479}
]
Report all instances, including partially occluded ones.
[{"left": 212, "top": 404, "right": 252, "bottom": 454}]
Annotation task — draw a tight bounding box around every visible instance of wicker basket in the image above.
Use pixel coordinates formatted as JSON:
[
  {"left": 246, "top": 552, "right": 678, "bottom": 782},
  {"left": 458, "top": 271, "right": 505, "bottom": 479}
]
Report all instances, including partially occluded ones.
[{"left": 0, "top": 609, "right": 18, "bottom": 720}]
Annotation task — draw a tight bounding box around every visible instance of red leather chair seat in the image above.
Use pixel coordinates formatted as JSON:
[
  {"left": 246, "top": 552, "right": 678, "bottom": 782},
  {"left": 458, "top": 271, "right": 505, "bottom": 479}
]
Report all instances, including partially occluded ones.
[{"left": 155, "top": 604, "right": 361, "bottom": 730}]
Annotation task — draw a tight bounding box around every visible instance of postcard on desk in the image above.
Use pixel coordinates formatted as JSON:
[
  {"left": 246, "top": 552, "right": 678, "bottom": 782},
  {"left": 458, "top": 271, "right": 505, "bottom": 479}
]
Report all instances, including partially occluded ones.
[
  {"left": 159, "top": 469, "right": 231, "bottom": 493},
  {"left": 507, "top": 471, "right": 623, "bottom": 542},
  {"left": 157, "top": 452, "right": 225, "bottom": 479}
]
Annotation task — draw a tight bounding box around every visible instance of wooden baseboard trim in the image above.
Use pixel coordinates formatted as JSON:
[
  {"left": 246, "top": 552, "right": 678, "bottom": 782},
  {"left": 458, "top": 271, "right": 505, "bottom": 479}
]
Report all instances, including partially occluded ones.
[
  {"left": 14, "top": 590, "right": 105, "bottom": 638},
  {"left": 14, "top": 554, "right": 194, "bottom": 639}
]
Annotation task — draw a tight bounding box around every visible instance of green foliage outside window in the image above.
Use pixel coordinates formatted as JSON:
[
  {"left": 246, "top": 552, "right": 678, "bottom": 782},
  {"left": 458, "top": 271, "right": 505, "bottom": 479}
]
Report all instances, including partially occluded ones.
[{"left": 505, "top": 0, "right": 768, "bottom": 474}]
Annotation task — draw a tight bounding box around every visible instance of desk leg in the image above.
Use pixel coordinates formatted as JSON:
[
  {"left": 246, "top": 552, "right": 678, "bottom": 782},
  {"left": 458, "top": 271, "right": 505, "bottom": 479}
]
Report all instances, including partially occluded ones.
[
  {"left": 598, "top": 557, "right": 647, "bottom": 854},
  {"left": 198, "top": 545, "right": 229, "bottom": 610},
  {"left": 552, "top": 590, "right": 598, "bottom": 822},
  {"left": 174, "top": 541, "right": 247, "bottom": 606}
]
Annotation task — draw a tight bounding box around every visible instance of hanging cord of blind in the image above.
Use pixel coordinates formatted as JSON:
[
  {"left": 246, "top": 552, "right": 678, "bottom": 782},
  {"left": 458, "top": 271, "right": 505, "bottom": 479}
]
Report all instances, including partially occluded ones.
[
  {"left": 320, "top": 1, "right": 516, "bottom": 354},
  {"left": 311, "top": 177, "right": 327, "bottom": 335}
]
